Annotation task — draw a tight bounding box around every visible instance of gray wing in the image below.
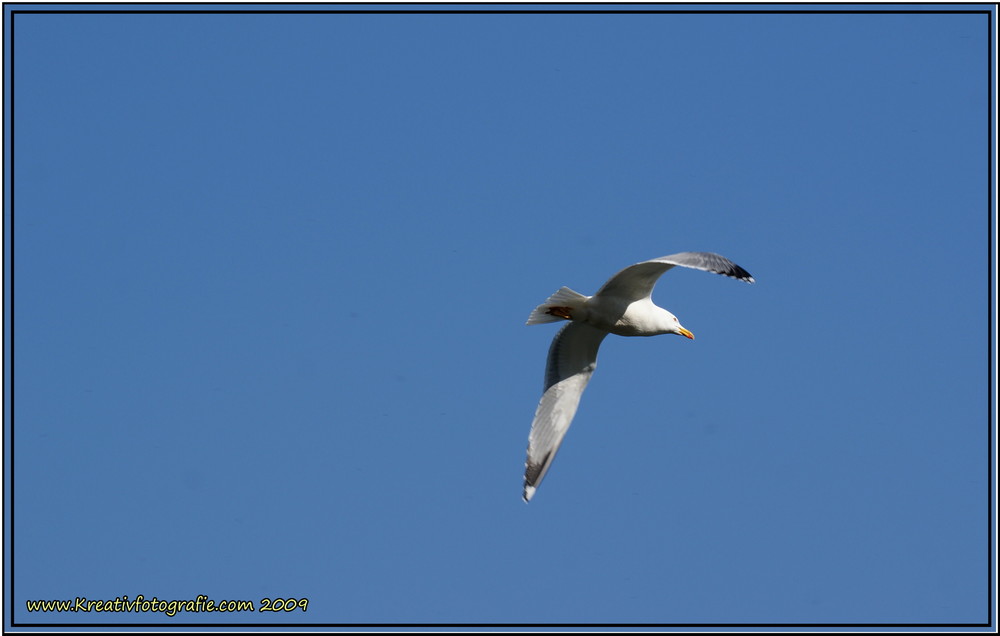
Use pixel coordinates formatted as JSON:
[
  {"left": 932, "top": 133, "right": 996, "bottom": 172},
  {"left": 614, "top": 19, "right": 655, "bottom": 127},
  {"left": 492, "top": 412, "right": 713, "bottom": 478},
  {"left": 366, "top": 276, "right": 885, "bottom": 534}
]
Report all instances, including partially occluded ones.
[
  {"left": 523, "top": 322, "right": 608, "bottom": 502},
  {"left": 595, "top": 251, "right": 754, "bottom": 301}
]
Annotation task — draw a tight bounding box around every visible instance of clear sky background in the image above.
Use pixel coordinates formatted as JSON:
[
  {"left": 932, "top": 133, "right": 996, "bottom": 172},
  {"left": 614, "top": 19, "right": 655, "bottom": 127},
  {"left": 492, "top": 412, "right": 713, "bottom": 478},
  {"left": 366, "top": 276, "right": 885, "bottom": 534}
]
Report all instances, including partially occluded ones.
[{"left": 6, "top": 4, "right": 994, "bottom": 629}]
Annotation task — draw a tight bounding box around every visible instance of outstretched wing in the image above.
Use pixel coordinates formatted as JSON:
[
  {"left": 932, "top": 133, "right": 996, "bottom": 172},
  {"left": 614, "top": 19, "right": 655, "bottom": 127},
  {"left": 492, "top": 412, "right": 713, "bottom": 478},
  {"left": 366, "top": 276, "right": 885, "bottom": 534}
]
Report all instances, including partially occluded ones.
[
  {"left": 523, "top": 322, "right": 608, "bottom": 502},
  {"left": 595, "top": 251, "right": 754, "bottom": 301}
]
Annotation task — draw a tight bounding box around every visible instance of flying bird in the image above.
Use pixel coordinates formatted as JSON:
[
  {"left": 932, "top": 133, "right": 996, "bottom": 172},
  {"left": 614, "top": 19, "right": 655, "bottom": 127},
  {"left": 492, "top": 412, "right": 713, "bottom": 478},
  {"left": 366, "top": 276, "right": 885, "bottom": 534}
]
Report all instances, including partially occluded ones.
[{"left": 522, "top": 251, "right": 754, "bottom": 502}]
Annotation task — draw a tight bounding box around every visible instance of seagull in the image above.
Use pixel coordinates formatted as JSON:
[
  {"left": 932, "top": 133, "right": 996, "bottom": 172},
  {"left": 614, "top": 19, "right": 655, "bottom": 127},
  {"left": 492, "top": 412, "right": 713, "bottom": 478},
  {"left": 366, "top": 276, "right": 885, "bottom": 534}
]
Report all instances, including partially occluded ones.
[{"left": 522, "top": 251, "right": 754, "bottom": 502}]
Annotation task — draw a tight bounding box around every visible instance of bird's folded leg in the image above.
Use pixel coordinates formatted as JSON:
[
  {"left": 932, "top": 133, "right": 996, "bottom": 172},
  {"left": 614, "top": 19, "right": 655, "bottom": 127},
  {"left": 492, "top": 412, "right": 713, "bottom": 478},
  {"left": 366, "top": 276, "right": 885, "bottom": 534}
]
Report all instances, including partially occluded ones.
[{"left": 545, "top": 306, "right": 573, "bottom": 320}]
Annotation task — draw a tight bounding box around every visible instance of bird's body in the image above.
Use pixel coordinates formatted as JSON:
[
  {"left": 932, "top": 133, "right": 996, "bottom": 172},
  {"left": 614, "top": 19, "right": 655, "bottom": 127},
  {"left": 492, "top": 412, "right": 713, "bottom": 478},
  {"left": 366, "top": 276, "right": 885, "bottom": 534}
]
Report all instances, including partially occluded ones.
[
  {"left": 522, "top": 251, "right": 754, "bottom": 502},
  {"left": 587, "top": 296, "right": 678, "bottom": 336}
]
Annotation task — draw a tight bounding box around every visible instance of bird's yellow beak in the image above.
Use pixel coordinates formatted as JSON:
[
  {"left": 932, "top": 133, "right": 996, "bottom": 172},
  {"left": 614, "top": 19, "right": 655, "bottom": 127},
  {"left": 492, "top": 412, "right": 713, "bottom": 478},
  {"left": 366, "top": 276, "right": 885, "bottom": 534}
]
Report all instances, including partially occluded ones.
[{"left": 678, "top": 327, "right": 695, "bottom": 340}]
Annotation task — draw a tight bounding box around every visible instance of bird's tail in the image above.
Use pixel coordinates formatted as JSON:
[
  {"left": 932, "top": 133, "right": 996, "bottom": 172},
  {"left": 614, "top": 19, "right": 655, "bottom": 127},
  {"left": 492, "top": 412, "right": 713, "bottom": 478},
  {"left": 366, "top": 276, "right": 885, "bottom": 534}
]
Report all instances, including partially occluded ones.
[{"left": 525, "top": 287, "right": 589, "bottom": 325}]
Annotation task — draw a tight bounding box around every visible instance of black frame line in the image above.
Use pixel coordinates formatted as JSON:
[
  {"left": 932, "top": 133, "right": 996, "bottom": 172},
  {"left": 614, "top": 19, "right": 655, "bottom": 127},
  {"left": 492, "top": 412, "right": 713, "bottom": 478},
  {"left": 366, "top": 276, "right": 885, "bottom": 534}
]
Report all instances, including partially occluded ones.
[
  {"left": 4, "top": 2, "right": 995, "bottom": 630},
  {"left": 10, "top": 621, "right": 998, "bottom": 628},
  {"left": 1, "top": 7, "right": 997, "bottom": 12},
  {"left": 4, "top": 4, "right": 11, "bottom": 634},
  {"left": 0, "top": 0, "right": 996, "bottom": 6}
]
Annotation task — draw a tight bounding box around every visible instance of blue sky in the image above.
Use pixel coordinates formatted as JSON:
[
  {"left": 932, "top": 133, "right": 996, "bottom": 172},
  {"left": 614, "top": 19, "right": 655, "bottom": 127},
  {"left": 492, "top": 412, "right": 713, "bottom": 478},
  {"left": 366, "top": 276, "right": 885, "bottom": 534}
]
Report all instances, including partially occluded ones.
[{"left": 5, "top": 3, "right": 994, "bottom": 629}]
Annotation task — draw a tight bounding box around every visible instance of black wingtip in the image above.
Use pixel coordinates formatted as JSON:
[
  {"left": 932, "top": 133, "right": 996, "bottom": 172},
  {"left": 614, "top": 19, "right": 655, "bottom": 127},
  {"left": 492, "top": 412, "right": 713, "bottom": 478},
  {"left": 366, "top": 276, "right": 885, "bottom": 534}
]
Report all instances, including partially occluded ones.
[{"left": 729, "top": 264, "right": 755, "bottom": 283}]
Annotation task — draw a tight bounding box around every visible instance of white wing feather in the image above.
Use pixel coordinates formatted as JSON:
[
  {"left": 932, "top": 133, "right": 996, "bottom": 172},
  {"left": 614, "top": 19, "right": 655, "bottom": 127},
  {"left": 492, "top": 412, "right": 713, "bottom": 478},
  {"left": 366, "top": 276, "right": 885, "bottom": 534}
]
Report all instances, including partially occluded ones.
[
  {"left": 595, "top": 251, "right": 754, "bottom": 300},
  {"left": 523, "top": 322, "right": 607, "bottom": 501}
]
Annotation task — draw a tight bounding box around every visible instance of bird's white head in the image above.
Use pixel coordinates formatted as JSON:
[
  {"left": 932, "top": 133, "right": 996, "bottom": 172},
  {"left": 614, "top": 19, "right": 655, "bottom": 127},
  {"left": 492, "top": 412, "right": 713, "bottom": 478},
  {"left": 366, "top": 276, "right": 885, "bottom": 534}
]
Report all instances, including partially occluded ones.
[{"left": 661, "top": 309, "right": 694, "bottom": 340}]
